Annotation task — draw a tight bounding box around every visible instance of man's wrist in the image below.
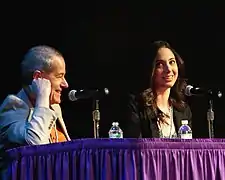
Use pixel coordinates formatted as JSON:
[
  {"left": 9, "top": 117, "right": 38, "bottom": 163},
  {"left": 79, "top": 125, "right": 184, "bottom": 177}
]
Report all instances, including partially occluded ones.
[{"left": 35, "top": 95, "right": 50, "bottom": 108}]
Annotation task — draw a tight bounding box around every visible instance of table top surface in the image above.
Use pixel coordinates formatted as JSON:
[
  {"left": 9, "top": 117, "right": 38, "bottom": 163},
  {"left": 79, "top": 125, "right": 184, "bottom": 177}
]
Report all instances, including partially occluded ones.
[{"left": 6, "top": 138, "right": 225, "bottom": 159}]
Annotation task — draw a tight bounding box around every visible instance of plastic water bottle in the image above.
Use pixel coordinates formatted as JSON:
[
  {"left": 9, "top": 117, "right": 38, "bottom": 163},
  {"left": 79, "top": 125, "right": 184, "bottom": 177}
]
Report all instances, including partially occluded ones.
[
  {"left": 178, "top": 120, "right": 192, "bottom": 139},
  {"left": 108, "top": 122, "right": 123, "bottom": 138}
]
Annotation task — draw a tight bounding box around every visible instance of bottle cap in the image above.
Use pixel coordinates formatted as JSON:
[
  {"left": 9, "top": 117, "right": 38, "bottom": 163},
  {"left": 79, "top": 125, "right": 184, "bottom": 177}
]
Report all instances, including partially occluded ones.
[
  {"left": 181, "top": 120, "right": 188, "bottom": 125},
  {"left": 112, "top": 122, "right": 119, "bottom": 126}
]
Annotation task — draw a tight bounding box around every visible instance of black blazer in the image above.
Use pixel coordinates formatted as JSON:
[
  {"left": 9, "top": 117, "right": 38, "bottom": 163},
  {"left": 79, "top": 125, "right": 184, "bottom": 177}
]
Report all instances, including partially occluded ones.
[{"left": 124, "top": 93, "right": 192, "bottom": 138}]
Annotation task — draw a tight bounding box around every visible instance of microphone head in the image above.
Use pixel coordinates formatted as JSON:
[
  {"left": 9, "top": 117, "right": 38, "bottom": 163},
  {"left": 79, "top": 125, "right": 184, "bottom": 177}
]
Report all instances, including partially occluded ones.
[
  {"left": 68, "top": 90, "right": 77, "bottom": 101},
  {"left": 104, "top": 88, "right": 109, "bottom": 95},
  {"left": 185, "top": 85, "right": 193, "bottom": 96},
  {"left": 218, "top": 91, "right": 223, "bottom": 98}
]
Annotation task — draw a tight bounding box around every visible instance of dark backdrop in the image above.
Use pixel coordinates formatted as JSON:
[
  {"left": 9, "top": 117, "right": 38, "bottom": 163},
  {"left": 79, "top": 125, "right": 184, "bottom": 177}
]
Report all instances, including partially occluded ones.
[{"left": 1, "top": 2, "right": 225, "bottom": 139}]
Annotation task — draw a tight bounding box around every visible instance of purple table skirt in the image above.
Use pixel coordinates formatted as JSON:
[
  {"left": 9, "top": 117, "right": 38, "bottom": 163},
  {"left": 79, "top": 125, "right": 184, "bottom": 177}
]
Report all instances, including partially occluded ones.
[{"left": 5, "top": 138, "right": 225, "bottom": 180}]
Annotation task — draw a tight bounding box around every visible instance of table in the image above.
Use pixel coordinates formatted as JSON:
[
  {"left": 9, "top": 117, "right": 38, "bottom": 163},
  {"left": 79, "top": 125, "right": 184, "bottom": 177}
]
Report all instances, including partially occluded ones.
[{"left": 4, "top": 138, "right": 225, "bottom": 180}]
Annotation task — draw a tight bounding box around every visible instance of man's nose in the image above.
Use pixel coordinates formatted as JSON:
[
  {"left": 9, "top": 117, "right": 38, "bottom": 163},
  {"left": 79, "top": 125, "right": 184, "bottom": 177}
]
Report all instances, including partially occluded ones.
[{"left": 61, "top": 78, "right": 69, "bottom": 88}]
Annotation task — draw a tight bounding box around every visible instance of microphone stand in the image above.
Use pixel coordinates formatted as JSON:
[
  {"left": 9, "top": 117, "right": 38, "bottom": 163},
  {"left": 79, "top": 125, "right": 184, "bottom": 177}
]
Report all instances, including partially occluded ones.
[
  {"left": 207, "top": 97, "right": 214, "bottom": 138},
  {"left": 92, "top": 98, "right": 100, "bottom": 138}
]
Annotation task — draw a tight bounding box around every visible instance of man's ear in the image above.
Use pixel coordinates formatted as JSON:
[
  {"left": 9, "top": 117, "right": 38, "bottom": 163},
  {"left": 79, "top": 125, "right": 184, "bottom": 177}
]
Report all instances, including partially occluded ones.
[{"left": 33, "top": 70, "right": 42, "bottom": 79}]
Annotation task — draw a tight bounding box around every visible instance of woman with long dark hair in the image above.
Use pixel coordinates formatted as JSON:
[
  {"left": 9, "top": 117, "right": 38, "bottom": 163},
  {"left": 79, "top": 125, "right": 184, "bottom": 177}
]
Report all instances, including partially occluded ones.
[{"left": 124, "top": 40, "right": 192, "bottom": 138}]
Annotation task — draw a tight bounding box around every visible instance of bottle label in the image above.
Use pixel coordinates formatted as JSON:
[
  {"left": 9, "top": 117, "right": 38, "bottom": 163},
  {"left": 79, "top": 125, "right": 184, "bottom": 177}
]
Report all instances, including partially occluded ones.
[
  {"left": 180, "top": 134, "right": 192, "bottom": 139},
  {"left": 109, "top": 133, "right": 123, "bottom": 138}
]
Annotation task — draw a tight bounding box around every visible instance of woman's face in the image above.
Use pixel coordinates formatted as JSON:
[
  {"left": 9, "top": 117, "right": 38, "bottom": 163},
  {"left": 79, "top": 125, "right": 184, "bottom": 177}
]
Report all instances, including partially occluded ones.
[{"left": 152, "top": 47, "right": 178, "bottom": 90}]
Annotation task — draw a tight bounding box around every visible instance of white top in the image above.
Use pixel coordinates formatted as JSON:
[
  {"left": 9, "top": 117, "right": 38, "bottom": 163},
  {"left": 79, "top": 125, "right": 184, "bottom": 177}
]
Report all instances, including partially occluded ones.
[
  {"left": 158, "top": 120, "right": 176, "bottom": 138},
  {"left": 158, "top": 107, "right": 177, "bottom": 138}
]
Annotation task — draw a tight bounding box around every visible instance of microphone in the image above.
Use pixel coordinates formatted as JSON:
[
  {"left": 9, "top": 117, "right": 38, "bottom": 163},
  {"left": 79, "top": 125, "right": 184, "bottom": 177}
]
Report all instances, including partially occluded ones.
[
  {"left": 185, "top": 85, "right": 222, "bottom": 98},
  {"left": 68, "top": 88, "right": 109, "bottom": 101}
]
